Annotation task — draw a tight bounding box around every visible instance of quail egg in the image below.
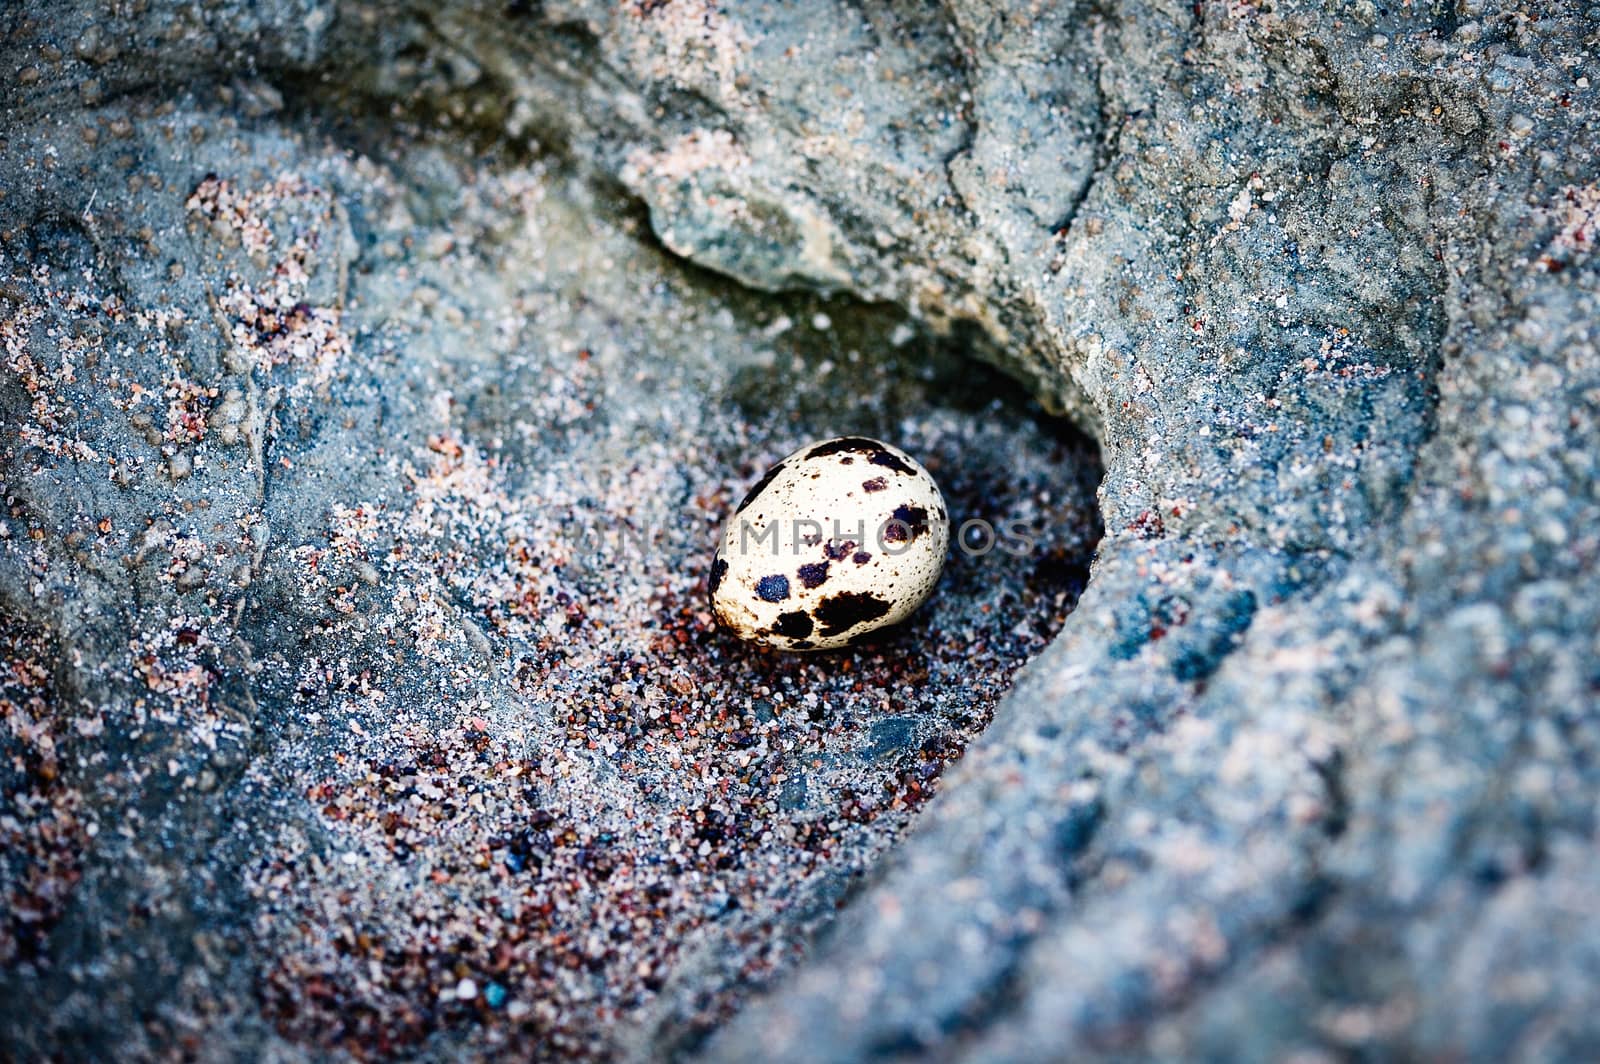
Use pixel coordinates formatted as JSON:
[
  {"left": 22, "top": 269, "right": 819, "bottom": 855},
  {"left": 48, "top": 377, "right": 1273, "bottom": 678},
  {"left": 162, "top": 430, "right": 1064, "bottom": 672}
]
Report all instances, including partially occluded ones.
[{"left": 710, "top": 436, "right": 949, "bottom": 650}]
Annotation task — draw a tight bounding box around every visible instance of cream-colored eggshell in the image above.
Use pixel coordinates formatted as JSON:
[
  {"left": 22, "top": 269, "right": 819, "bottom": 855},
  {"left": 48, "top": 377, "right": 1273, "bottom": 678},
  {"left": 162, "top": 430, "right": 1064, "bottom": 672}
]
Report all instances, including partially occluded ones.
[{"left": 710, "top": 436, "right": 949, "bottom": 650}]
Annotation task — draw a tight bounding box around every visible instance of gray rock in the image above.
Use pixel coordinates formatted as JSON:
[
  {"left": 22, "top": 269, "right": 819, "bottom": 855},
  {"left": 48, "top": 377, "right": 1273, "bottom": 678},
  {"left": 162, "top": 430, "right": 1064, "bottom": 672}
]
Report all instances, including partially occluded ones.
[{"left": 1, "top": 1, "right": 1597, "bottom": 1062}]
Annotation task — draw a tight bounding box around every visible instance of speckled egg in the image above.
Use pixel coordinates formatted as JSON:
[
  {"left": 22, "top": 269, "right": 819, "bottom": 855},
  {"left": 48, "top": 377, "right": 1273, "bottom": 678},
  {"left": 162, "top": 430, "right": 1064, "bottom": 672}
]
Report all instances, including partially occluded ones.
[{"left": 710, "top": 436, "right": 950, "bottom": 650}]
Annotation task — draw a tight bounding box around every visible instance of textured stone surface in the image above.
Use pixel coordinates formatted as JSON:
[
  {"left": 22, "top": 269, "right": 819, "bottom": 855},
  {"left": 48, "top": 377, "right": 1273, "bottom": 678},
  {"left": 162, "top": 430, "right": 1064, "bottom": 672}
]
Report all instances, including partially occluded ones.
[{"left": 3, "top": 0, "right": 1599, "bottom": 1060}]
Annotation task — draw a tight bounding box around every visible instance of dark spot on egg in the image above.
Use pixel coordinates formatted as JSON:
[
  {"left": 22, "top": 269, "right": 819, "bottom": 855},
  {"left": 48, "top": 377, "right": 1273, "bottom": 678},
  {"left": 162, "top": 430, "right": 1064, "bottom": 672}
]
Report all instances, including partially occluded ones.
[
  {"left": 815, "top": 591, "right": 892, "bottom": 636},
  {"left": 822, "top": 539, "right": 857, "bottom": 561},
  {"left": 866, "top": 450, "right": 916, "bottom": 476},
  {"left": 756, "top": 574, "right": 791, "bottom": 602},
  {"left": 805, "top": 436, "right": 918, "bottom": 477},
  {"left": 789, "top": 639, "right": 814, "bottom": 650},
  {"left": 708, "top": 556, "right": 728, "bottom": 597},
  {"left": 772, "top": 611, "right": 814, "bottom": 639},
  {"left": 806, "top": 436, "right": 882, "bottom": 460},
  {"left": 852, "top": 551, "right": 872, "bottom": 565},
  {"left": 861, "top": 476, "right": 888, "bottom": 492},
  {"left": 797, "top": 561, "right": 829, "bottom": 588},
  {"left": 886, "top": 503, "right": 930, "bottom": 542},
  {"left": 734, "top": 461, "right": 785, "bottom": 515}
]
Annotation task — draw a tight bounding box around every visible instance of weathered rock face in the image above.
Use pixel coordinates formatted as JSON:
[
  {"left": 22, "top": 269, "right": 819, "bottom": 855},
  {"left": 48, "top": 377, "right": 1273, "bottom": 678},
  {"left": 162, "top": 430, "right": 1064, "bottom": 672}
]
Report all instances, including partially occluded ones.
[{"left": 3, "top": 1, "right": 1598, "bottom": 1061}]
